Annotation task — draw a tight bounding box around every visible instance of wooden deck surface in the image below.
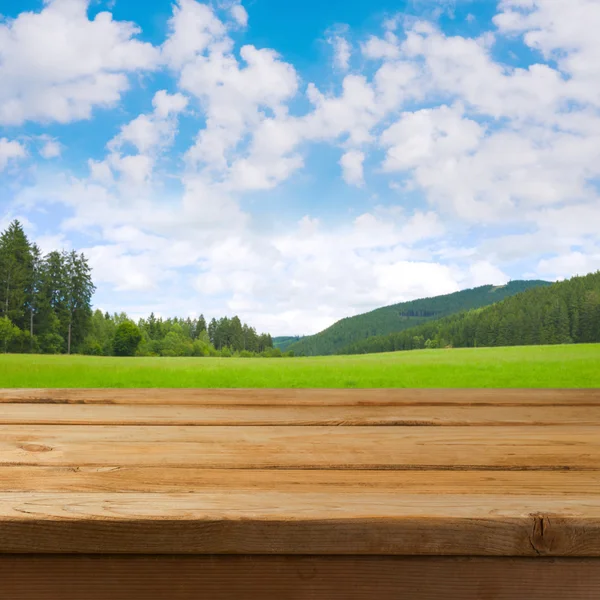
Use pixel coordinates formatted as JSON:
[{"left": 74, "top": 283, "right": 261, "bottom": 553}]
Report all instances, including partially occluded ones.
[{"left": 1, "top": 388, "right": 600, "bottom": 557}]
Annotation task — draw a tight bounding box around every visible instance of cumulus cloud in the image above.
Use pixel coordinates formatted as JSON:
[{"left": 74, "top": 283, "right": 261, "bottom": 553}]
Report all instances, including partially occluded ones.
[
  {"left": 0, "top": 138, "right": 26, "bottom": 171},
  {"left": 0, "top": 0, "right": 159, "bottom": 125},
  {"left": 3, "top": 0, "right": 600, "bottom": 334},
  {"left": 361, "top": 33, "right": 401, "bottom": 60},
  {"left": 94, "top": 90, "right": 189, "bottom": 189},
  {"left": 339, "top": 150, "right": 365, "bottom": 186},
  {"left": 161, "top": 0, "right": 228, "bottom": 68},
  {"left": 39, "top": 139, "right": 62, "bottom": 159},
  {"left": 230, "top": 3, "right": 249, "bottom": 27}
]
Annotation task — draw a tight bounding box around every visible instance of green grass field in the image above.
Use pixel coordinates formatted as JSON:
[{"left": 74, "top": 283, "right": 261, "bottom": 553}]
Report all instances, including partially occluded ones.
[{"left": 1, "top": 344, "right": 599, "bottom": 388}]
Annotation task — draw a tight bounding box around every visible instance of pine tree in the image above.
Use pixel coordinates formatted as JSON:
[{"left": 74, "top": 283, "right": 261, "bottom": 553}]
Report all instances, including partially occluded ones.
[
  {"left": 0, "top": 220, "right": 33, "bottom": 330},
  {"left": 208, "top": 318, "right": 218, "bottom": 347},
  {"left": 64, "top": 251, "right": 95, "bottom": 354},
  {"left": 229, "top": 316, "right": 244, "bottom": 351},
  {"left": 196, "top": 314, "right": 207, "bottom": 337},
  {"left": 25, "top": 243, "right": 43, "bottom": 346}
]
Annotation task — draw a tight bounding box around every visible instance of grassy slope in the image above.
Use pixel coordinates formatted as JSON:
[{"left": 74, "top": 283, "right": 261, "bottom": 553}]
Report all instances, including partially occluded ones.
[
  {"left": 1, "top": 344, "right": 599, "bottom": 388},
  {"left": 287, "top": 280, "right": 550, "bottom": 356}
]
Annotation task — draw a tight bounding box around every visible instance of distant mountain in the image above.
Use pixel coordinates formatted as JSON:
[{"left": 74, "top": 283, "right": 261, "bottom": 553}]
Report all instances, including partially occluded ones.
[
  {"left": 339, "top": 271, "right": 600, "bottom": 355},
  {"left": 287, "top": 280, "right": 551, "bottom": 356},
  {"left": 272, "top": 336, "right": 305, "bottom": 351}
]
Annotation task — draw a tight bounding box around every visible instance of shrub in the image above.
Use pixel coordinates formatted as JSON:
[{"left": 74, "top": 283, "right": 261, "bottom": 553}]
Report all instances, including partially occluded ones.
[
  {"left": 8, "top": 329, "right": 38, "bottom": 354},
  {"left": 192, "top": 339, "right": 211, "bottom": 357},
  {"left": 0, "top": 317, "right": 20, "bottom": 352},
  {"left": 38, "top": 332, "right": 64, "bottom": 354},
  {"left": 80, "top": 336, "right": 103, "bottom": 356},
  {"left": 113, "top": 322, "right": 143, "bottom": 357}
]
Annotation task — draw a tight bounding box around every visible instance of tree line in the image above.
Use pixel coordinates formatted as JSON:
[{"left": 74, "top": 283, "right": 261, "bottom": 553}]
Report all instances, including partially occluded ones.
[
  {"left": 87, "top": 310, "right": 282, "bottom": 357},
  {"left": 338, "top": 271, "right": 600, "bottom": 355},
  {"left": 0, "top": 220, "right": 283, "bottom": 357}
]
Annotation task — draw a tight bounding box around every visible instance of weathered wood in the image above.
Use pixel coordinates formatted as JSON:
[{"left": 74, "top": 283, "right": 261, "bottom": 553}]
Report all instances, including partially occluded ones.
[
  {"left": 2, "top": 388, "right": 599, "bottom": 406},
  {"left": 2, "top": 555, "right": 600, "bottom": 600},
  {"left": 3, "top": 402, "right": 600, "bottom": 425},
  {"left": 2, "top": 424, "right": 599, "bottom": 469},
  {"left": 1, "top": 491, "right": 600, "bottom": 555},
  {"left": 2, "top": 466, "right": 599, "bottom": 494}
]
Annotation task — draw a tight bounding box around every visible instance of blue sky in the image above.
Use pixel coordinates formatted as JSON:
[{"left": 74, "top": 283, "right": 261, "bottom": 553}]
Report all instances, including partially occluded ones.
[{"left": 1, "top": 0, "right": 599, "bottom": 335}]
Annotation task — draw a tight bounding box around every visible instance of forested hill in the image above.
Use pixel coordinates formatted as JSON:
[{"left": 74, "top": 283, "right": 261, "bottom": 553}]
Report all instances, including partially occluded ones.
[
  {"left": 338, "top": 271, "right": 600, "bottom": 355},
  {"left": 287, "top": 280, "right": 550, "bottom": 356},
  {"left": 273, "top": 336, "right": 304, "bottom": 351}
]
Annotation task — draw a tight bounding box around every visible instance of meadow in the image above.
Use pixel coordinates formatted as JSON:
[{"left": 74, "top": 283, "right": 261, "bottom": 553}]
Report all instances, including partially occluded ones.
[{"left": 1, "top": 344, "right": 599, "bottom": 388}]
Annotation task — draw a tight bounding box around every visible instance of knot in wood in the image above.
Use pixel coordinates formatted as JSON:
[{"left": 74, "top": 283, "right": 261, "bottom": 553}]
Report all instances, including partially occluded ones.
[
  {"left": 19, "top": 443, "right": 53, "bottom": 453},
  {"left": 529, "top": 514, "right": 555, "bottom": 556}
]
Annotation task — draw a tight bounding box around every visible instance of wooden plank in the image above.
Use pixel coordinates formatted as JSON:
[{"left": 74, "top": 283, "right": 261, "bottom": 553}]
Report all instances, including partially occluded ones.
[
  {"left": 2, "top": 388, "right": 600, "bottom": 406},
  {"left": 1, "top": 491, "right": 600, "bottom": 554},
  {"left": 3, "top": 403, "right": 600, "bottom": 425},
  {"left": 1, "top": 424, "right": 599, "bottom": 469},
  {"left": 2, "top": 555, "right": 600, "bottom": 600},
  {"left": 2, "top": 466, "right": 599, "bottom": 494}
]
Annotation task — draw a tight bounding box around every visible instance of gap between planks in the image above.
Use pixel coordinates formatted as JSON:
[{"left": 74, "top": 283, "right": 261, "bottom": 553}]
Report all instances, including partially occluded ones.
[
  {"left": 2, "top": 388, "right": 600, "bottom": 406},
  {"left": 3, "top": 403, "right": 600, "bottom": 426}
]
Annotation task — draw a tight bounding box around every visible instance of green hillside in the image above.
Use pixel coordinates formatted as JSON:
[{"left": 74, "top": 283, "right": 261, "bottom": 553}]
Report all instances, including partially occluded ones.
[
  {"left": 339, "top": 271, "right": 600, "bottom": 355},
  {"left": 273, "top": 336, "right": 304, "bottom": 351},
  {"left": 288, "top": 280, "right": 550, "bottom": 356}
]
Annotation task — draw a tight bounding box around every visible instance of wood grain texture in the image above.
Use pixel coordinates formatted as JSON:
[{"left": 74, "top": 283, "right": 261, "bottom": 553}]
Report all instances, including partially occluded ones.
[
  {"left": 2, "top": 424, "right": 599, "bottom": 469},
  {"left": 1, "top": 491, "right": 600, "bottom": 555},
  {"left": 2, "top": 388, "right": 600, "bottom": 558},
  {"left": 2, "top": 388, "right": 600, "bottom": 406},
  {"left": 3, "top": 555, "right": 600, "bottom": 600},
  {"left": 2, "top": 466, "right": 599, "bottom": 494},
  {"left": 3, "top": 403, "right": 600, "bottom": 425}
]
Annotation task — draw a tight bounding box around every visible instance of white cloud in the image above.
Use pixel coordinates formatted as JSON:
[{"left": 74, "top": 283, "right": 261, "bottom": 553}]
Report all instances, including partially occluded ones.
[
  {"left": 180, "top": 44, "right": 299, "bottom": 169},
  {"left": 381, "top": 104, "right": 483, "bottom": 171},
  {"left": 35, "top": 233, "right": 71, "bottom": 254},
  {"left": 328, "top": 31, "right": 352, "bottom": 70},
  {"left": 537, "top": 251, "right": 600, "bottom": 280},
  {"left": 161, "top": 0, "right": 227, "bottom": 69},
  {"left": 152, "top": 89, "right": 188, "bottom": 118},
  {"left": 39, "top": 139, "right": 62, "bottom": 159},
  {"left": 229, "top": 154, "right": 304, "bottom": 191},
  {"left": 5, "top": 0, "right": 600, "bottom": 335},
  {"left": 0, "top": 0, "right": 159, "bottom": 125},
  {"left": 0, "top": 138, "right": 26, "bottom": 171},
  {"left": 339, "top": 150, "right": 365, "bottom": 186},
  {"left": 89, "top": 89, "right": 189, "bottom": 192},
  {"left": 84, "top": 243, "right": 166, "bottom": 292},
  {"left": 464, "top": 261, "right": 510, "bottom": 288},
  {"left": 109, "top": 90, "right": 187, "bottom": 155},
  {"left": 230, "top": 3, "right": 249, "bottom": 28},
  {"left": 495, "top": 0, "right": 600, "bottom": 88},
  {"left": 303, "top": 75, "right": 379, "bottom": 145},
  {"left": 361, "top": 33, "right": 400, "bottom": 60},
  {"left": 88, "top": 159, "right": 115, "bottom": 186}
]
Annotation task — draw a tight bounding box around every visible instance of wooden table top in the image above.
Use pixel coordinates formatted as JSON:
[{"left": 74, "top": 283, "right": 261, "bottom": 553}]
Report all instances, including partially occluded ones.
[{"left": 1, "top": 388, "right": 600, "bottom": 556}]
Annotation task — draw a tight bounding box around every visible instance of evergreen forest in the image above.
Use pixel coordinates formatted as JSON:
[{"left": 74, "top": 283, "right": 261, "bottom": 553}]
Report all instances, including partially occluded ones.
[{"left": 338, "top": 271, "right": 600, "bottom": 355}]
